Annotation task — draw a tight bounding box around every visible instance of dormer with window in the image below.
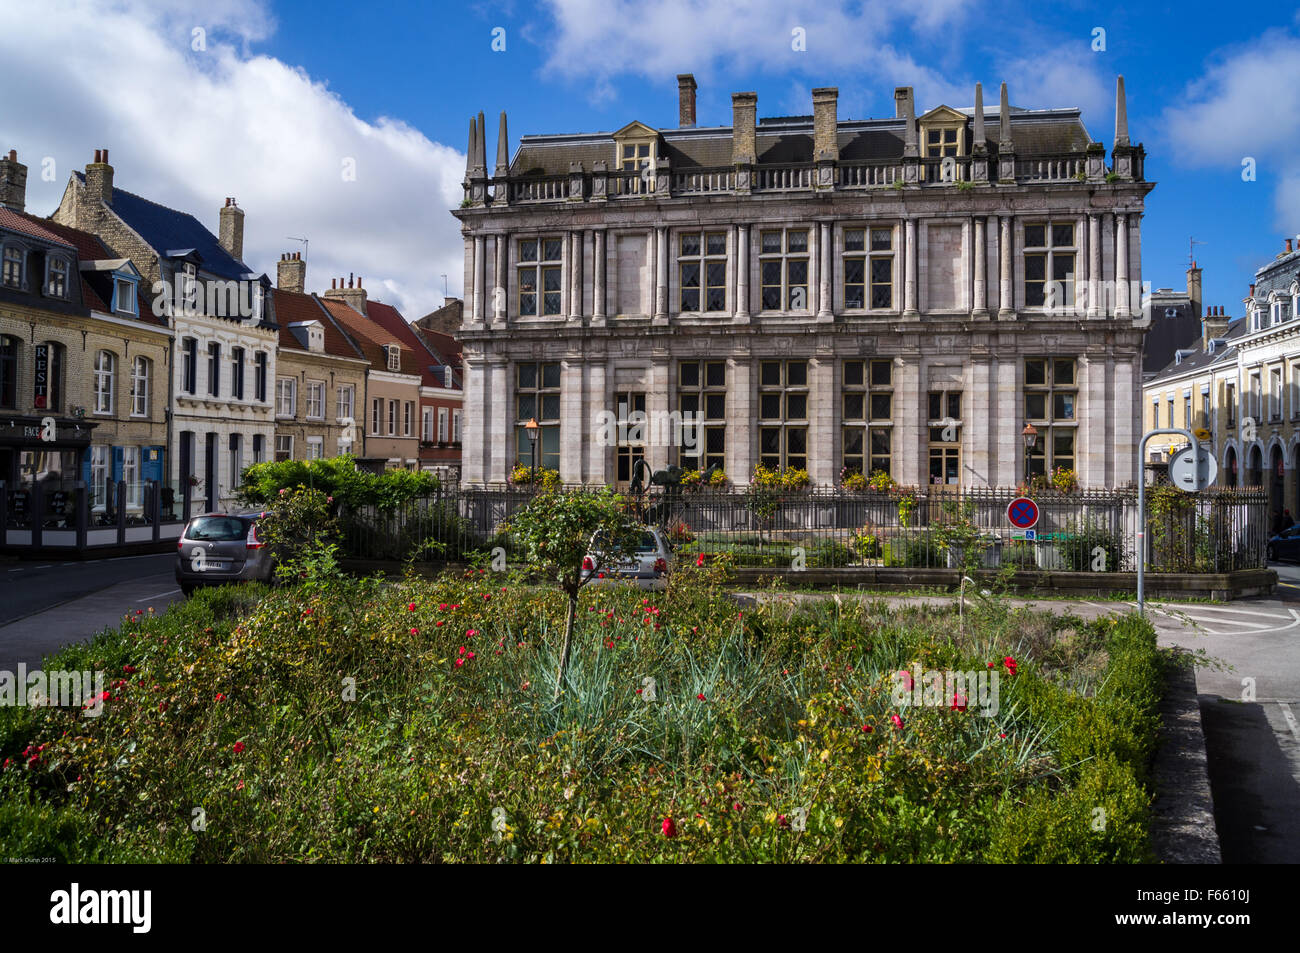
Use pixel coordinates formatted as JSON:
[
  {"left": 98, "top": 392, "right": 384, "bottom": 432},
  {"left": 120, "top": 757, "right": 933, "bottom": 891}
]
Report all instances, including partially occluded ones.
[
  {"left": 385, "top": 343, "right": 401, "bottom": 371},
  {"left": 2, "top": 242, "right": 26, "bottom": 289},
  {"left": 307, "top": 322, "right": 324, "bottom": 352},
  {"left": 45, "top": 255, "right": 70, "bottom": 299},
  {"left": 612, "top": 121, "right": 660, "bottom": 195},
  {"left": 917, "top": 105, "right": 968, "bottom": 159}
]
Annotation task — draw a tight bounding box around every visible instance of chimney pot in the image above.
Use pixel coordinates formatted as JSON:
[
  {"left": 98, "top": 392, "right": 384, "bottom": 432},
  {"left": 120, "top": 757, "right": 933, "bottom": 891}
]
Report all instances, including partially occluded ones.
[
  {"left": 677, "top": 73, "right": 697, "bottom": 128},
  {"left": 7, "top": 149, "right": 14, "bottom": 162},
  {"left": 102, "top": 149, "right": 108, "bottom": 163},
  {"left": 1287, "top": 238, "right": 1293, "bottom": 254}
]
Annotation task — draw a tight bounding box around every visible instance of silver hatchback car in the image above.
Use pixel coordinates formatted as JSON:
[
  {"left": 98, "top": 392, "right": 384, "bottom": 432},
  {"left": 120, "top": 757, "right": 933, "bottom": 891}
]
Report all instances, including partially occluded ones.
[
  {"left": 580, "top": 526, "right": 674, "bottom": 591},
  {"left": 175, "top": 511, "right": 276, "bottom": 595}
]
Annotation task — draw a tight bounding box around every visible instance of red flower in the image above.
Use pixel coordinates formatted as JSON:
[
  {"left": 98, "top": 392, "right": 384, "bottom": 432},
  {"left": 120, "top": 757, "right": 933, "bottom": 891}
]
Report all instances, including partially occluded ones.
[
  {"left": 1003, "top": 656, "right": 1018, "bottom": 676},
  {"left": 999, "top": 732, "right": 1007, "bottom": 739},
  {"left": 435, "top": 620, "right": 444, "bottom": 627},
  {"left": 458, "top": 646, "right": 466, "bottom": 655},
  {"left": 407, "top": 602, "right": 417, "bottom": 611},
  {"left": 691, "top": 626, "right": 698, "bottom": 634},
  {"left": 232, "top": 741, "right": 245, "bottom": 754},
  {"left": 661, "top": 817, "right": 677, "bottom": 838},
  {"left": 467, "top": 651, "right": 475, "bottom": 659},
  {"left": 778, "top": 814, "right": 789, "bottom": 828},
  {"left": 214, "top": 693, "right": 226, "bottom": 702},
  {"left": 950, "top": 693, "right": 968, "bottom": 712},
  {"left": 861, "top": 724, "right": 873, "bottom": 733},
  {"left": 890, "top": 714, "right": 904, "bottom": 730},
  {"left": 897, "top": 669, "right": 914, "bottom": 691},
  {"left": 696, "top": 553, "right": 704, "bottom": 567},
  {"left": 410, "top": 627, "right": 419, "bottom": 635},
  {"left": 635, "top": 688, "right": 643, "bottom": 695},
  {"left": 697, "top": 693, "right": 706, "bottom": 701},
  {"left": 303, "top": 608, "right": 313, "bottom": 617},
  {"left": 122, "top": 664, "right": 136, "bottom": 674},
  {"left": 455, "top": 658, "right": 465, "bottom": 668}
]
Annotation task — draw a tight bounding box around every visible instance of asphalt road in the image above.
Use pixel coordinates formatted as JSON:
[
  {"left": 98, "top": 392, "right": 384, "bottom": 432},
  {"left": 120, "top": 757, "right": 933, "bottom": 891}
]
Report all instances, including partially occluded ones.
[{"left": 0, "top": 552, "right": 183, "bottom": 670}]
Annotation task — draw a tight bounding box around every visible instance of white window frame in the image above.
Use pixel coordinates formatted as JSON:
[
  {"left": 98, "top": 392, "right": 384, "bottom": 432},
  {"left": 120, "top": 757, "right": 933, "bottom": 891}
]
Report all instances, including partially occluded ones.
[
  {"left": 46, "top": 257, "right": 69, "bottom": 298},
  {"left": 275, "top": 434, "right": 293, "bottom": 462},
  {"left": 122, "top": 445, "right": 140, "bottom": 508},
  {"left": 386, "top": 345, "right": 400, "bottom": 371},
  {"left": 305, "top": 380, "right": 325, "bottom": 420},
  {"left": 421, "top": 407, "right": 433, "bottom": 442},
  {"left": 757, "top": 227, "right": 810, "bottom": 313},
  {"left": 276, "top": 377, "right": 296, "bottom": 418},
  {"left": 371, "top": 397, "right": 382, "bottom": 435},
  {"left": 404, "top": 401, "right": 414, "bottom": 437},
  {"left": 2, "top": 245, "right": 25, "bottom": 289},
  {"left": 452, "top": 409, "right": 462, "bottom": 443},
  {"left": 89, "top": 445, "right": 108, "bottom": 508},
  {"left": 130, "top": 356, "right": 149, "bottom": 417},
  {"left": 336, "top": 384, "right": 355, "bottom": 421},
  {"left": 306, "top": 436, "right": 323, "bottom": 460},
  {"left": 437, "top": 407, "right": 449, "bottom": 442},
  {"left": 93, "top": 350, "right": 115, "bottom": 415},
  {"left": 229, "top": 434, "right": 242, "bottom": 489}
]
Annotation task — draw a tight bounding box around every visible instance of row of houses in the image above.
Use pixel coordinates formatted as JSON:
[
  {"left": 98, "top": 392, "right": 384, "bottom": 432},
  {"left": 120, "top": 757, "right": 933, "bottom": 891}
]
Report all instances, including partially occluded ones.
[
  {"left": 1142, "top": 241, "right": 1300, "bottom": 522},
  {"left": 0, "top": 148, "right": 463, "bottom": 523}
]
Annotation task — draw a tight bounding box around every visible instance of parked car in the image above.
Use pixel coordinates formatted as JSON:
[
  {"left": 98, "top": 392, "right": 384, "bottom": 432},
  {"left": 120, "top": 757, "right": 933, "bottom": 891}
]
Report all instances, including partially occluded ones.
[
  {"left": 1266, "top": 523, "right": 1300, "bottom": 563},
  {"left": 175, "top": 511, "right": 276, "bottom": 595},
  {"left": 580, "top": 526, "right": 674, "bottom": 590}
]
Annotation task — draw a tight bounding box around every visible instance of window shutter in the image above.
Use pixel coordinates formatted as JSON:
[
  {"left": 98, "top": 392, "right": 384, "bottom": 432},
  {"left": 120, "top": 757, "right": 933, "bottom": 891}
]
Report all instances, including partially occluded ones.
[{"left": 111, "top": 446, "right": 125, "bottom": 482}]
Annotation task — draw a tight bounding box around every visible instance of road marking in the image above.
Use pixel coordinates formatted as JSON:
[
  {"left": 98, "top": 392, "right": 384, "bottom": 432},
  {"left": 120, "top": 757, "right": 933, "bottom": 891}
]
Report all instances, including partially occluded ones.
[
  {"left": 137, "top": 589, "right": 181, "bottom": 601},
  {"left": 1280, "top": 703, "right": 1300, "bottom": 743},
  {"left": 1181, "top": 616, "right": 1280, "bottom": 630},
  {"left": 1163, "top": 604, "right": 1300, "bottom": 619}
]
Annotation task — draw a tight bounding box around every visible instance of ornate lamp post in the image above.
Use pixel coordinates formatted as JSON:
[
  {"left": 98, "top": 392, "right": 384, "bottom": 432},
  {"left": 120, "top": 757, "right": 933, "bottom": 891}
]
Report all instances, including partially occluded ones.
[
  {"left": 524, "top": 417, "right": 540, "bottom": 487},
  {"left": 1021, "top": 423, "right": 1039, "bottom": 486}
]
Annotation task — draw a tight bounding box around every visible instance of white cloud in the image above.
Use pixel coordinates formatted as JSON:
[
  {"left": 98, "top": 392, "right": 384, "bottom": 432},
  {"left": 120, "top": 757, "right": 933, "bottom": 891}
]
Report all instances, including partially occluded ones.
[
  {"left": 1163, "top": 28, "right": 1300, "bottom": 232},
  {"left": 536, "top": 0, "right": 973, "bottom": 112},
  {"left": 996, "top": 45, "right": 1112, "bottom": 130},
  {"left": 0, "top": 0, "right": 466, "bottom": 319}
]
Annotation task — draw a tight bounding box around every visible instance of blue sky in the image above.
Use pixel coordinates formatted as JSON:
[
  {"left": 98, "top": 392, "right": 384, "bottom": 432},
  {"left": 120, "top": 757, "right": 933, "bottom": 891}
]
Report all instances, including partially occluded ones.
[{"left": 3, "top": 0, "right": 1298, "bottom": 317}]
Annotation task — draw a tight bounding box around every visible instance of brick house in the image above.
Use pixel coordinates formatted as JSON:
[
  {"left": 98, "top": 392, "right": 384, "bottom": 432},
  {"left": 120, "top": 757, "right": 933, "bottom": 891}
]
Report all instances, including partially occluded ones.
[
  {"left": 453, "top": 76, "right": 1152, "bottom": 490},
  {"left": 0, "top": 150, "right": 169, "bottom": 522},
  {"left": 270, "top": 255, "right": 370, "bottom": 463},
  {"left": 51, "top": 150, "right": 276, "bottom": 512}
]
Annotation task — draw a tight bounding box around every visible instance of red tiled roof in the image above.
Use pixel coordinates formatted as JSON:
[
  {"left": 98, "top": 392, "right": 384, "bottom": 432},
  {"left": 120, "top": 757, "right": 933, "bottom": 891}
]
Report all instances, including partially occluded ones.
[
  {"left": 363, "top": 299, "right": 449, "bottom": 387},
  {"left": 271, "top": 288, "right": 365, "bottom": 360},
  {"left": 419, "top": 327, "right": 462, "bottom": 367},
  {"left": 0, "top": 207, "right": 75, "bottom": 247},
  {"left": 316, "top": 296, "right": 422, "bottom": 376}
]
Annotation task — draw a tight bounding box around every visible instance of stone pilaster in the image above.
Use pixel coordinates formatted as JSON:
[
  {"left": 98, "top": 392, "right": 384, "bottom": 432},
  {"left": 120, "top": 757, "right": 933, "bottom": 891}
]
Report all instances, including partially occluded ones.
[
  {"left": 734, "top": 224, "right": 750, "bottom": 323},
  {"left": 818, "top": 222, "right": 833, "bottom": 321},
  {"left": 472, "top": 235, "right": 486, "bottom": 323},
  {"left": 998, "top": 216, "right": 1014, "bottom": 319},
  {"left": 808, "top": 356, "right": 835, "bottom": 484},
  {"left": 655, "top": 226, "right": 669, "bottom": 322},
  {"left": 997, "top": 358, "right": 1019, "bottom": 485},
  {"left": 1114, "top": 213, "right": 1129, "bottom": 318},
  {"left": 729, "top": 357, "right": 754, "bottom": 482},
  {"left": 559, "top": 359, "right": 585, "bottom": 483},
  {"left": 487, "top": 357, "right": 510, "bottom": 482},
  {"left": 903, "top": 219, "right": 918, "bottom": 319},
  {"left": 592, "top": 229, "right": 607, "bottom": 325},
  {"left": 972, "top": 217, "right": 988, "bottom": 318},
  {"left": 493, "top": 233, "right": 507, "bottom": 325},
  {"left": 896, "top": 357, "right": 923, "bottom": 485},
  {"left": 1087, "top": 213, "right": 1101, "bottom": 318}
]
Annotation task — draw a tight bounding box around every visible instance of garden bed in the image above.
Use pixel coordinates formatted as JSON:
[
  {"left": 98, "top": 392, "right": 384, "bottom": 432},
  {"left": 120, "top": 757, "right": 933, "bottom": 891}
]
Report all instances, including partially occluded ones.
[{"left": 0, "top": 564, "right": 1165, "bottom": 862}]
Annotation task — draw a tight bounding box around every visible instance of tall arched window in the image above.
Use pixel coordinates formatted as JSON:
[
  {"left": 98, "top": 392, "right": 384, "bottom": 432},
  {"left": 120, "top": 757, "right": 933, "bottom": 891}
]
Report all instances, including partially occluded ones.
[
  {"left": 93, "top": 350, "right": 116, "bottom": 414},
  {"left": 0, "top": 335, "right": 18, "bottom": 409},
  {"left": 131, "top": 356, "right": 150, "bottom": 417}
]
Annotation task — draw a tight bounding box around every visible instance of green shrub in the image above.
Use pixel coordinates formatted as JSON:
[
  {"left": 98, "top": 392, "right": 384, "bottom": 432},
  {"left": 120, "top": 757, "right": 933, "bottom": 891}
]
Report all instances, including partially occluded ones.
[
  {"left": 1061, "top": 519, "right": 1123, "bottom": 572},
  {"left": 884, "top": 530, "right": 943, "bottom": 567},
  {"left": 806, "top": 539, "right": 856, "bottom": 568}
]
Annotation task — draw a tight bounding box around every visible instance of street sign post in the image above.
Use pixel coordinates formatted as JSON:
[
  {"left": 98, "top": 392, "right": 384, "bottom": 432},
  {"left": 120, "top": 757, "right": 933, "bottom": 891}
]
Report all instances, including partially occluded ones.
[
  {"left": 1137, "top": 428, "right": 1202, "bottom": 617},
  {"left": 1007, "top": 497, "right": 1040, "bottom": 530},
  {"left": 1168, "top": 445, "right": 1218, "bottom": 493}
]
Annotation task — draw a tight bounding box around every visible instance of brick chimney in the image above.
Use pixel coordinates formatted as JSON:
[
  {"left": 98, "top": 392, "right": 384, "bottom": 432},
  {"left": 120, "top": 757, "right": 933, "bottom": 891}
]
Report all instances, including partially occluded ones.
[
  {"left": 677, "top": 74, "right": 697, "bottom": 128},
  {"left": 1202, "top": 304, "right": 1230, "bottom": 350},
  {"left": 277, "top": 252, "right": 305, "bottom": 294},
  {"left": 324, "top": 273, "right": 368, "bottom": 315},
  {"left": 1287, "top": 237, "right": 1294, "bottom": 255},
  {"left": 0, "top": 150, "right": 26, "bottom": 212},
  {"left": 1186, "top": 259, "right": 1202, "bottom": 321},
  {"left": 219, "top": 197, "right": 244, "bottom": 261},
  {"left": 84, "top": 148, "right": 114, "bottom": 208},
  {"left": 731, "top": 92, "right": 757, "bottom": 165},
  {"left": 812, "top": 87, "right": 839, "bottom": 161}
]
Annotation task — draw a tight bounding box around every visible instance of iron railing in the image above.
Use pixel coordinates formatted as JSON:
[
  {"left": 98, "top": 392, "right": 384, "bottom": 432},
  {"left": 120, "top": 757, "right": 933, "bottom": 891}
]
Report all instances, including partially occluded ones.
[{"left": 339, "top": 485, "right": 1269, "bottom": 573}]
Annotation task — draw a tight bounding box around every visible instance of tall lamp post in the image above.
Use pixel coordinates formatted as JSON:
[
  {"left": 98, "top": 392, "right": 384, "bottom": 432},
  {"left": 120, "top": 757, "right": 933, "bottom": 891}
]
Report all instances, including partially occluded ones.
[
  {"left": 524, "top": 417, "right": 539, "bottom": 488},
  {"left": 1021, "top": 423, "right": 1039, "bottom": 487}
]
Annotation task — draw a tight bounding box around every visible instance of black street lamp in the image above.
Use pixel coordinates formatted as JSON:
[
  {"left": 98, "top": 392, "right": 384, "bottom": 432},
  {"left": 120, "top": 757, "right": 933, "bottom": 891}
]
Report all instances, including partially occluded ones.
[
  {"left": 524, "top": 417, "right": 539, "bottom": 487},
  {"left": 1022, "top": 422, "right": 1038, "bottom": 486}
]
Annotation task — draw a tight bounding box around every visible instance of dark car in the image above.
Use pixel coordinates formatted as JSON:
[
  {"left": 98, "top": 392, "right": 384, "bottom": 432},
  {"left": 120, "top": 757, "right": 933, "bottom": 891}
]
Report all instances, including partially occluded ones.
[
  {"left": 1266, "top": 523, "right": 1300, "bottom": 563},
  {"left": 175, "top": 511, "right": 276, "bottom": 595},
  {"left": 580, "top": 526, "right": 674, "bottom": 590}
]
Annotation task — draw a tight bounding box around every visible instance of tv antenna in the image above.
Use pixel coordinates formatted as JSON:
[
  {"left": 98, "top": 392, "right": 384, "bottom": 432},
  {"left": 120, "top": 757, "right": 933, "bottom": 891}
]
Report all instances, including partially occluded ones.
[
  {"left": 1188, "top": 236, "right": 1206, "bottom": 269},
  {"left": 441, "top": 274, "right": 449, "bottom": 301},
  {"left": 287, "top": 236, "right": 309, "bottom": 260}
]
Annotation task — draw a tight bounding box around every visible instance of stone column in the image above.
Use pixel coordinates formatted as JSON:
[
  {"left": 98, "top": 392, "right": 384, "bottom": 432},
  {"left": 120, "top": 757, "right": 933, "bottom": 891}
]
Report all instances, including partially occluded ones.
[
  {"left": 559, "top": 359, "right": 584, "bottom": 483},
  {"left": 493, "top": 233, "right": 507, "bottom": 325},
  {"left": 998, "top": 216, "right": 1013, "bottom": 319},
  {"left": 655, "top": 226, "right": 669, "bottom": 321},
  {"left": 729, "top": 358, "right": 754, "bottom": 482},
  {"left": 585, "top": 362, "right": 608, "bottom": 484},
  {"left": 1088, "top": 213, "right": 1101, "bottom": 318},
  {"left": 647, "top": 360, "right": 671, "bottom": 472},
  {"left": 896, "top": 357, "right": 923, "bottom": 484},
  {"left": 569, "top": 231, "right": 583, "bottom": 322},
  {"left": 808, "top": 357, "right": 835, "bottom": 484},
  {"left": 462, "top": 357, "right": 487, "bottom": 483},
  {"left": 1113, "top": 356, "right": 1136, "bottom": 485},
  {"left": 734, "top": 224, "right": 750, "bottom": 323},
  {"left": 486, "top": 357, "right": 509, "bottom": 482},
  {"left": 997, "top": 358, "right": 1019, "bottom": 485},
  {"left": 472, "top": 235, "right": 486, "bottom": 322},
  {"left": 818, "top": 222, "right": 833, "bottom": 321},
  {"left": 903, "top": 219, "right": 918, "bottom": 318},
  {"left": 1114, "top": 213, "right": 1129, "bottom": 318},
  {"left": 970, "top": 357, "right": 991, "bottom": 484},
  {"left": 973, "top": 217, "right": 988, "bottom": 317},
  {"left": 592, "top": 229, "right": 607, "bottom": 324}
]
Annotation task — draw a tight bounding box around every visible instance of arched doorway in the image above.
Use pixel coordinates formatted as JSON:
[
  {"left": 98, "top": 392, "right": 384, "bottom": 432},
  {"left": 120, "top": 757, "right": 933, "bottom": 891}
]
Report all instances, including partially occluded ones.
[
  {"left": 1247, "top": 445, "right": 1263, "bottom": 488},
  {"left": 1224, "top": 446, "right": 1238, "bottom": 487},
  {"left": 1271, "top": 446, "right": 1285, "bottom": 516}
]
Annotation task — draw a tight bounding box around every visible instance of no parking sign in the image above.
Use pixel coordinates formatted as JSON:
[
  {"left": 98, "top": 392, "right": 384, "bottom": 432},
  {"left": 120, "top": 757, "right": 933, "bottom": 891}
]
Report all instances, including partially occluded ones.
[{"left": 1007, "top": 497, "right": 1039, "bottom": 530}]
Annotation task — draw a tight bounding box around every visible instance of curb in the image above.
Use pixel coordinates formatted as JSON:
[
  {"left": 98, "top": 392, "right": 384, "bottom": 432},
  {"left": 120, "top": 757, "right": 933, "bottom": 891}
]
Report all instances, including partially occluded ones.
[{"left": 1151, "top": 653, "right": 1222, "bottom": 863}]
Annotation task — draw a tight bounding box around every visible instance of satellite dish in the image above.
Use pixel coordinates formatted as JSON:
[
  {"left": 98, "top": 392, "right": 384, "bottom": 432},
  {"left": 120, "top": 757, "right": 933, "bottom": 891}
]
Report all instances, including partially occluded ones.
[{"left": 1164, "top": 307, "right": 1178, "bottom": 318}]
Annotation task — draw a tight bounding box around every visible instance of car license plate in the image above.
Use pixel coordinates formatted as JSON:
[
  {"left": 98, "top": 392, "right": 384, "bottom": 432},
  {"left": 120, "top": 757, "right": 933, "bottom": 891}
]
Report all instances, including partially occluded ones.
[{"left": 202, "top": 560, "right": 228, "bottom": 571}]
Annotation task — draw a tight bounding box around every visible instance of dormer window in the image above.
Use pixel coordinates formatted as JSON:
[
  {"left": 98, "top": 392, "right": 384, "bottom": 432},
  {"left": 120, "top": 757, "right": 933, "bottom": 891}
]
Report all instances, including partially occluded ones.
[
  {"left": 2, "top": 246, "right": 23, "bottom": 289},
  {"left": 308, "top": 324, "right": 323, "bottom": 352},
  {"left": 114, "top": 277, "right": 137, "bottom": 316},
  {"left": 46, "top": 257, "right": 69, "bottom": 298},
  {"left": 251, "top": 283, "right": 264, "bottom": 324},
  {"left": 386, "top": 344, "right": 400, "bottom": 371},
  {"left": 612, "top": 121, "right": 659, "bottom": 196},
  {"left": 926, "top": 128, "right": 958, "bottom": 157},
  {"left": 181, "top": 262, "right": 198, "bottom": 311}
]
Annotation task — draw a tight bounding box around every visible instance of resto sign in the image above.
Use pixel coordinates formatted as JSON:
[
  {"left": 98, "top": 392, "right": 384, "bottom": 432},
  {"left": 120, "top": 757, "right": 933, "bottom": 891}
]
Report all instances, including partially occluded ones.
[{"left": 33, "top": 344, "right": 48, "bottom": 409}]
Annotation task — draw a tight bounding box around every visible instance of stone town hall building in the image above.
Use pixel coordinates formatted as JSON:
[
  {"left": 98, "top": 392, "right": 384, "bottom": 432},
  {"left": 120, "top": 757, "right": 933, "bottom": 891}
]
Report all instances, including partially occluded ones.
[{"left": 453, "top": 75, "right": 1151, "bottom": 489}]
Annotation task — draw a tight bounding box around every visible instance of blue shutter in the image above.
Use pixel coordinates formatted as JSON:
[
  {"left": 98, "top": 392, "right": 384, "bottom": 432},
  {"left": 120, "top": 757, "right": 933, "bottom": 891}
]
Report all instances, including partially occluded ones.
[
  {"left": 141, "top": 446, "right": 163, "bottom": 483},
  {"left": 111, "top": 446, "right": 124, "bottom": 482},
  {"left": 81, "top": 450, "right": 92, "bottom": 487}
]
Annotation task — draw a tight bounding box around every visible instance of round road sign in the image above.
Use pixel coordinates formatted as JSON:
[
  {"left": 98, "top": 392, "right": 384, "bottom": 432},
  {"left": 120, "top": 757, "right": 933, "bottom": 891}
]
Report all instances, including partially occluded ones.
[{"left": 1007, "top": 497, "right": 1040, "bottom": 529}]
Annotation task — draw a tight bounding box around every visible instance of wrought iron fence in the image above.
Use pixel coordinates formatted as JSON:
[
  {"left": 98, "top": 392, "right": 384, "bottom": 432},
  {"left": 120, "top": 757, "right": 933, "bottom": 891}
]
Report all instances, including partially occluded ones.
[{"left": 339, "top": 484, "right": 1269, "bottom": 573}]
